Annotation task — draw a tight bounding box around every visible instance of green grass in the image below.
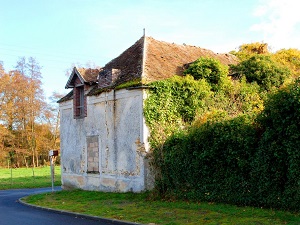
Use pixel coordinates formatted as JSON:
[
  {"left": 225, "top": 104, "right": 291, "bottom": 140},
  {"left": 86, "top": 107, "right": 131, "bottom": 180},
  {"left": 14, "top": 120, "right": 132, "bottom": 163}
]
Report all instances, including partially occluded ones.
[
  {"left": 0, "top": 166, "right": 61, "bottom": 189},
  {"left": 23, "top": 189, "right": 300, "bottom": 225}
]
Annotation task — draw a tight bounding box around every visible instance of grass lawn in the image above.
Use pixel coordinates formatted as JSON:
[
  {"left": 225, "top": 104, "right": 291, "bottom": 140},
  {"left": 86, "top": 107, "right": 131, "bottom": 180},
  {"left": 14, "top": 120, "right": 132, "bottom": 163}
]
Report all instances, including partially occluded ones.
[
  {"left": 23, "top": 189, "right": 300, "bottom": 225},
  {"left": 0, "top": 166, "right": 61, "bottom": 189}
]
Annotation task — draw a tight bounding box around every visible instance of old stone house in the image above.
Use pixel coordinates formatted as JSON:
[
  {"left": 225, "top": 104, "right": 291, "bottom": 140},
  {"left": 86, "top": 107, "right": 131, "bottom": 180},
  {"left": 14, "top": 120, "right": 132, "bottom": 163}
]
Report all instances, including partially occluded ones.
[{"left": 58, "top": 35, "right": 237, "bottom": 192}]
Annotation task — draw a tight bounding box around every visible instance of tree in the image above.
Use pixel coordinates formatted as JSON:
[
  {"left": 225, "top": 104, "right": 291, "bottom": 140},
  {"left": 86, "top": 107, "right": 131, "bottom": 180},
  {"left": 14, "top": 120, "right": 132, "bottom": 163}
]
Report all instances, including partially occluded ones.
[
  {"left": 230, "top": 55, "right": 290, "bottom": 91},
  {"left": 0, "top": 69, "right": 31, "bottom": 167},
  {"left": 230, "top": 42, "right": 270, "bottom": 61},
  {"left": 273, "top": 48, "right": 300, "bottom": 79},
  {"left": 24, "top": 57, "right": 44, "bottom": 167},
  {"left": 0, "top": 58, "right": 63, "bottom": 167},
  {"left": 43, "top": 92, "right": 63, "bottom": 150},
  {"left": 0, "top": 57, "right": 45, "bottom": 167},
  {"left": 252, "top": 79, "right": 300, "bottom": 209},
  {"left": 183, "top": 57, "right": 229, "bottom": 90},
  {"left": 0, "top": 61, "right": 4, "bottom": 75},
  {"left": 0, "top": 70, "right": 29, "bottom": 130},
  {"left": 15, "top": 57, "right": 26, "bottom": 76}
]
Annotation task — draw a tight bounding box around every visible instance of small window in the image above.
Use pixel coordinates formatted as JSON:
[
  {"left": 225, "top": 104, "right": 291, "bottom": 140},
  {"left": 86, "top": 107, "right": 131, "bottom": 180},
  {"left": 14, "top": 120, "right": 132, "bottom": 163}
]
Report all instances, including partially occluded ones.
[
  {"left": 87, "top": 136, "right": 99, "bottom": 173},
  {"left": 74, "top": 85, "right": 86, "bottom": 118}
]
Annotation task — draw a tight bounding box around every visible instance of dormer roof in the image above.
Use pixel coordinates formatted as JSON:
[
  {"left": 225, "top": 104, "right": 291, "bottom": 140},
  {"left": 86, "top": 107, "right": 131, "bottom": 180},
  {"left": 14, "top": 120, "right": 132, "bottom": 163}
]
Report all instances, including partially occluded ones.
[{"left": 65, "top": 67, "right": 99, "bottom": 89}]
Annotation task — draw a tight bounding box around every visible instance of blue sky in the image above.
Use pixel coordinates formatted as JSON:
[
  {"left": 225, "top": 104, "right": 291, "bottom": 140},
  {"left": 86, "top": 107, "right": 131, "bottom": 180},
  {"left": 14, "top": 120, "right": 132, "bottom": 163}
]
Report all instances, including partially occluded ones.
[{"left": 1, "top": 0, "right": 300, "bottom": 99}]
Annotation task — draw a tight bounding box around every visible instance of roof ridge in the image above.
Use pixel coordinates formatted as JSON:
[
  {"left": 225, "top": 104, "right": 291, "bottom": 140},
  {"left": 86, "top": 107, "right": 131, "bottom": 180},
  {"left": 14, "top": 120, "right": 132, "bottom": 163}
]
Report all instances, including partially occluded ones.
[{"left": 141, "top": 35, "right": 147, "bottom": 83}]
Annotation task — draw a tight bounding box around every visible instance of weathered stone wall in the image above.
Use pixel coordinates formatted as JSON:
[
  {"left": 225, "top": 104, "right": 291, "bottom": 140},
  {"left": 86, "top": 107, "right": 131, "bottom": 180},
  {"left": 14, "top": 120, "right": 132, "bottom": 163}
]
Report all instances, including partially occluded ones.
[{"left": 59, "top": 88, "right": 152, "bottom": 192}]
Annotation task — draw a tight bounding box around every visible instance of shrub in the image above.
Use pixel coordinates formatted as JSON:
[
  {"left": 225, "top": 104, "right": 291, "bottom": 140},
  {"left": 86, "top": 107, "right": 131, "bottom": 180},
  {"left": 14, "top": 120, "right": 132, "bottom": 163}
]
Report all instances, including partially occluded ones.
[
  {"left": 156, "top": 114, "right": 258, "bottom": 205},
  {"left": 252, "top": 79, "right": 300, "bottom": 209},
  {"left": 184, "top": 57, "right": 229, "bottom": 90},
  {"left": 144, "top": 75, "right": 211, "bottom": 147},
  {"left": 153, "top": 79, "right": 300, "bottom": 211},
  {"left": 230, "top": 55, "right": 290, "bottom": 91}
]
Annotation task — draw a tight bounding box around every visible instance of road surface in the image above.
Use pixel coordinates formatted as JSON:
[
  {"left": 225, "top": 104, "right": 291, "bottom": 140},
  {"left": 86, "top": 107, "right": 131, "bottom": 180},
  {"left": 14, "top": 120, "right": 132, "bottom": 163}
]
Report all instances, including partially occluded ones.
[{"left": 0, "top": 187, "right": 137, "bottom": 225}]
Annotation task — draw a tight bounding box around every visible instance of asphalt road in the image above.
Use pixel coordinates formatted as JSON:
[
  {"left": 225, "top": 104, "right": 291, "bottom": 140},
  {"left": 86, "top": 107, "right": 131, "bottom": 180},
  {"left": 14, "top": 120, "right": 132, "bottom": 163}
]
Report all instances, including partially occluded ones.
[{"left": 0, "top": 187, "right": 137, "bottom": 225}]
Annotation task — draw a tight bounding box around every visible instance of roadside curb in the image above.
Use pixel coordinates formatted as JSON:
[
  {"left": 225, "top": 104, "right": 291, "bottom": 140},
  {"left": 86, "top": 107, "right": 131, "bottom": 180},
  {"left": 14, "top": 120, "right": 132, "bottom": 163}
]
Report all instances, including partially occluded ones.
[{"left": 18, "top": 197, "right": 143, "bottom": 225}]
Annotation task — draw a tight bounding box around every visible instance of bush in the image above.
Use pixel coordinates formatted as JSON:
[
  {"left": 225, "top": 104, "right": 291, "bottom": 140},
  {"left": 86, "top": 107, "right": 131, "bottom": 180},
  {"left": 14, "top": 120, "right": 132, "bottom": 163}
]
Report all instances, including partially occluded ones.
[
  {"left": 154, "top": 79, "right": 300, "bottom": 211},
  {"left": 230, "top": 55, "right": 290, "bottom": 91},
  {"left": 184, "top": 57, "right": 229, "bottom": 90},
  {"left": 252, "top": 79, "right": 300, "bottom": 209},
  {"left": 156, "top": 114, "right": 258, "bottom": 205},
  {"left": 144, "top": 75, "right": 211, "bottom": 147}
]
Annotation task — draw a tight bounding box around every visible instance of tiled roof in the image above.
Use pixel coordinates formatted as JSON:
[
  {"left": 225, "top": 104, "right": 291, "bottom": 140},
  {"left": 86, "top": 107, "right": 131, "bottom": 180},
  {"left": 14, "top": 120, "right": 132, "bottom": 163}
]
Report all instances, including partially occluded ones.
[
  {"left": 97, "top": 36, "right": 238, "bottom": 86},
  {"left": 100, "top": 37, "right": 144, "bottom": 86},
  {"left": 77, "top": 68, "right": 100, "bottom": 83},
  {"left": 143, "top": 37, "right": 238, "bottom": 83},
  {"left": 65, "top": 67, "right": 99, "bottom": 89},
  {"left": 59, "top": 36, "right": 238, "bottom": 102}
]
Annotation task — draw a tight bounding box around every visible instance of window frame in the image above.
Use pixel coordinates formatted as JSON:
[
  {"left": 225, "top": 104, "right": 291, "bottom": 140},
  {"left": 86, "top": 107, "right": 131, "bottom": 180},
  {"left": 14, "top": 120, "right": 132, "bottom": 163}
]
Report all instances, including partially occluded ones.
[
  {"left": 86, "top": 135, "right": 99, "bottom": 174},
  {"left": 74, "top": 84, "right": 86, "bottom": 118}
]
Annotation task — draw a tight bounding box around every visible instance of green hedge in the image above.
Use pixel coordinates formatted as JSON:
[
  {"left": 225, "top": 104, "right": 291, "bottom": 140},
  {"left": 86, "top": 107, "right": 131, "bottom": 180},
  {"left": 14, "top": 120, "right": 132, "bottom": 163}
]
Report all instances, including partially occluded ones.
[
  {"left": 252, "top": 79, "right": 300, "bottom": 209},
  {"left": 155, "top": 80, "right": 300, "bottom": 211},
  {"left": 156, "top": 114, "right": 258, "bottom": 205}
]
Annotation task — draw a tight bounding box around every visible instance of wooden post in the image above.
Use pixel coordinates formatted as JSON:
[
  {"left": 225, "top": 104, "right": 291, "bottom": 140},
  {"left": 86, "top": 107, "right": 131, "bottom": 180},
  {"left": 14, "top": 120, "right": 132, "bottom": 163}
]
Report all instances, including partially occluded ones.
[
  {"left": 50, "top": 155, "right": 54, "bottom": 192},
  {"left": 49, "top": 150, "right": 58, "bottom": 192}
]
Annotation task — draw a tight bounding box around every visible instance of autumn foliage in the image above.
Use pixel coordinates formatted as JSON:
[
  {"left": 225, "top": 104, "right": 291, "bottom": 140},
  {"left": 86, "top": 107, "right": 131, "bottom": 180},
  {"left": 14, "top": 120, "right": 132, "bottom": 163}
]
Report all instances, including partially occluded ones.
[{"left": 0, "top": 58, "right": 60, "bottom": 168}]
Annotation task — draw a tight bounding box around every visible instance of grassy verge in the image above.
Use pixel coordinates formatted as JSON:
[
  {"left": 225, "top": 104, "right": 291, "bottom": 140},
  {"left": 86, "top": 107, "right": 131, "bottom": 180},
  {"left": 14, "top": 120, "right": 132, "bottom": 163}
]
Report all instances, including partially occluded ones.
[
  {"left": 23, "top": 190, "right": 300, "bottom": 225},
  {"left": 0, "top": 166, "right": 61, "bottom": 189}
]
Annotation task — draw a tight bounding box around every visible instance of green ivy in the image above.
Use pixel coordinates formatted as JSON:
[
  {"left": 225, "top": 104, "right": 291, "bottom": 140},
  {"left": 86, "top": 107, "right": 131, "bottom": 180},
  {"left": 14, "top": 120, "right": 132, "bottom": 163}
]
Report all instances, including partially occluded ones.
[
  {"left": 143, "top": 56, "right": 300, "bottom": 211},
  {"left": 150, "top": 79, "right": 300, "bottom": 211},
  {"left": 144, "top": 75, "right": 211, "bottom": 148},
  {"left": 252, "top": 79, "right": 300, "bottom": 209},
  {"left": 156, "top": 114, "right": 258, "bottom": 205}
]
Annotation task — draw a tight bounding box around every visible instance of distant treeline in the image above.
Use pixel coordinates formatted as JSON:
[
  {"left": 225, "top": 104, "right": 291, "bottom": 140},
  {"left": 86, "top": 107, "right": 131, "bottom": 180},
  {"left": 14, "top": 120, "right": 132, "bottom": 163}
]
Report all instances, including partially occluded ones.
[{"left": 0, "top": 57, "right": 61, "bottom": 168}]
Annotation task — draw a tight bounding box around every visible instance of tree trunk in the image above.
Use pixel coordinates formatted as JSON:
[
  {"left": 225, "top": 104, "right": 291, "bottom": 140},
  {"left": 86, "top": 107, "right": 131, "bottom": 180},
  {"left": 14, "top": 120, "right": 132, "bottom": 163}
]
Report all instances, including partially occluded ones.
[{"left": 36, "top": 154, "right": 39, "bottom": 167}]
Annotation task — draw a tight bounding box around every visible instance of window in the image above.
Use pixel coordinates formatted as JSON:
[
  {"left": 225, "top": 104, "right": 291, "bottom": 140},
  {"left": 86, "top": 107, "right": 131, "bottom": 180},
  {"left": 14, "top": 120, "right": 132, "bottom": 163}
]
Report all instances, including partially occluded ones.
[
  {"left": 86, "top": 136, "right": 99, "bottom": 173},
  {"left": 74, "top": 85, "right": 86, "bottom": 118}
]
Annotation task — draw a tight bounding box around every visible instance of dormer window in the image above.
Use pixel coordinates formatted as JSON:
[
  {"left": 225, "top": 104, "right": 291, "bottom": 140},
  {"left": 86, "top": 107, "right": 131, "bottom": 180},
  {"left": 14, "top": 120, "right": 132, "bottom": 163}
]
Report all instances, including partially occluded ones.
[
  {"left": 74, "top": 84, "right": 85, "bottom": 118},
  {"left": 98, "top": 68, "right": 121, "bottom": 88},
  {"left": 64, "top": 67, "right": 99, "bottom": 119}
]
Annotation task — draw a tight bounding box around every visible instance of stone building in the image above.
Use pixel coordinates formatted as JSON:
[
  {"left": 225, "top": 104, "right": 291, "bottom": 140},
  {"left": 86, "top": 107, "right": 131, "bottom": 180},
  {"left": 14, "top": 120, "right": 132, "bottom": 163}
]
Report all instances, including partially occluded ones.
[{"left": 58, "top": 35, "right": 237, "bottom": 192}]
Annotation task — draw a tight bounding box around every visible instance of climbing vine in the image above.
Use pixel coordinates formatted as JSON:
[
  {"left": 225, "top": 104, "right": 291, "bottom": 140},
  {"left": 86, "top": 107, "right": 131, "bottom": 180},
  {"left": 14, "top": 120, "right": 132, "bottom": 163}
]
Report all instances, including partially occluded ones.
[
  {"left": 144, "top": 75, "right": 211, "bottom": 148},
  {"left": 143, "top": 54, "right": 300, "bottom": 211},
  {"left": 144, "top": 58, "right": 265, "bottom": 149}
]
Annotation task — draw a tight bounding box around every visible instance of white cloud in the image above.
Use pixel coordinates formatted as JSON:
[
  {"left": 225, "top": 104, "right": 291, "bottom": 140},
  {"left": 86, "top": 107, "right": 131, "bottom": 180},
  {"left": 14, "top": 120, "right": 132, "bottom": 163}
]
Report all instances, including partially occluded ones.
[{"left": 250, "top": 0, "right": 300, "bottom": 50}]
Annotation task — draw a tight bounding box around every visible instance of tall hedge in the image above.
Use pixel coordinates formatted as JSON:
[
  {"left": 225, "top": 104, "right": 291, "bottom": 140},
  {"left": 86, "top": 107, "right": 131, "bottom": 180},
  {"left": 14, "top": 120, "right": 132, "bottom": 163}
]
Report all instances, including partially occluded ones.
[
  {"left": 156, "top": 114, "right": 258, "bottom": 205},
  {"left": 153, "top": 80, "right": 300, "bottom": 211},
  {"left": 251, "top": 79, "right": 300, "bottom": 209}
]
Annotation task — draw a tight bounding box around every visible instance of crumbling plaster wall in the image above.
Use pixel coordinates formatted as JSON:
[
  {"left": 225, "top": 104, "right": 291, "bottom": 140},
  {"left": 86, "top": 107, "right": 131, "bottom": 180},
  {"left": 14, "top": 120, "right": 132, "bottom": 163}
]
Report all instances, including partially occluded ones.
[{"left": 59, "top": 88, "right": 152, "bottom": 192}]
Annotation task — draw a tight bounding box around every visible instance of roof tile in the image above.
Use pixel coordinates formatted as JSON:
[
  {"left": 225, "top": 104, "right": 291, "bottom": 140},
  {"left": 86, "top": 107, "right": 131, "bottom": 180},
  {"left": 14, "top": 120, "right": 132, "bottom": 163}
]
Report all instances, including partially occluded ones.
[{"left": 59, "top": 36, "right": 238, "bottom": 102}]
